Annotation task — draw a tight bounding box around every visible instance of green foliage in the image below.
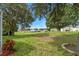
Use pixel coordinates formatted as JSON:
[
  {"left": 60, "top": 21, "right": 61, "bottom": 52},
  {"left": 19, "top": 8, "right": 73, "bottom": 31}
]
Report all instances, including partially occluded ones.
[
  {"left": 3, "top": 32, "right": 78, "bottom": 56},
  {"left": 32, "top": 3, "right": 48, "bottom": 18},
  {"left": 46, "top": 4, "right": 77, "bottom": 31},
  {"left": 2, "top": 4, "right": 34, "bottom": 35},
  {"left": 32, "top": 3, "right": 79, "bottom": 31}
]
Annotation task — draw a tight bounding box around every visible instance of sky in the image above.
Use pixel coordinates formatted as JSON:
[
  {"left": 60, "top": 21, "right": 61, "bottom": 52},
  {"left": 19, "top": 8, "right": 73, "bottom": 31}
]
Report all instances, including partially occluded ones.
[
  {"left": 27, "top": 4, "right": 46, "bottom": 29},
  {"left": 18, "top": 17, "right": 47, "bottom": 31},
  {"left": 30, "top": 17, "right": 47, "bottom": 29},
  {"left": 18, "top": 4, "right": 47, "bottom": 30},
  {"left": 26, "top": 4, "right": 46, "bottom": 29}
]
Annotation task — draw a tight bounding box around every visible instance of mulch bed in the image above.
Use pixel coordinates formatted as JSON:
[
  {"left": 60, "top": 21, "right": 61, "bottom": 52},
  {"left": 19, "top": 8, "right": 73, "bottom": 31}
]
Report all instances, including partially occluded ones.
[
  {"left": 64, "top": 44, "right": 76, "bottom": 51},
  {"left": 0, "top": 39, "right": 15, "bottom": 56},
  {"left": 62, "top": 43, "right": 79, "bottom": 56}
]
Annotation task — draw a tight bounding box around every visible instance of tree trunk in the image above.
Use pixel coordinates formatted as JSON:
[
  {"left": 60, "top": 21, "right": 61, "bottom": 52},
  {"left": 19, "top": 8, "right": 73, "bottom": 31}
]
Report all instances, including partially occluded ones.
[
  {"left": 8, "top": 30, "right": 14, "bottom": 36},
  {"left": 48, "top": 3, "right": 52, "bottom": 11},
  {"left": 57, "top": 28, "right": 61, "bottom": 31},
  {"left": 47, "top": 27, "right": 51, "bottom": 31}
]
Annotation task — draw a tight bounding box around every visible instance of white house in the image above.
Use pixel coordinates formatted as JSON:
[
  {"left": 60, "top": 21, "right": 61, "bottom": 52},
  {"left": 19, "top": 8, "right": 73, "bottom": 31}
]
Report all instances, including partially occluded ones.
[{"left": 61, "top": 25, "right": 79, "bottom": 32}]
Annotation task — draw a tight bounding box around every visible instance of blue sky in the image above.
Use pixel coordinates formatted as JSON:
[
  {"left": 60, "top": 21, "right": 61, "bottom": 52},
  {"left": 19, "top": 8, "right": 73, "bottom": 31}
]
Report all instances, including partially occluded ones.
[
  {"left": 27, "top": 4, "right": 47, "bottom": 29},
  {"left": 31, "top": 17, "right": 46, "bottom": 29},
  {"left": 18, "top": 4, "right": 47, "bottom": 30}
]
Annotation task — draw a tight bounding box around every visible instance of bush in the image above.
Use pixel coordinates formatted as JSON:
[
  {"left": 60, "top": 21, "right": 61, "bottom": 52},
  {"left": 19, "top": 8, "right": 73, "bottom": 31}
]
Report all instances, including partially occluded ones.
[{"left": 2, "top": 39, "right": 15, "bottom": 56}]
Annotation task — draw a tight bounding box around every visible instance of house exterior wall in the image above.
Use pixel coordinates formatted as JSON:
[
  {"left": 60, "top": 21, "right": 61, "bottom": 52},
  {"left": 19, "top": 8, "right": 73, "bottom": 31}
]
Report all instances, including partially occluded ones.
[{"left": 61, "top": 27, "right": 79, "bottom": 32}]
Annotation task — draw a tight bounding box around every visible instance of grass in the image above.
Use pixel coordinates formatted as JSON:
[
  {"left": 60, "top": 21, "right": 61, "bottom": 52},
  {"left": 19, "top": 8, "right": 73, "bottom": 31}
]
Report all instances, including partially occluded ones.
[{"left": 3, "top": 31, "right": 78, "bottom": 56}]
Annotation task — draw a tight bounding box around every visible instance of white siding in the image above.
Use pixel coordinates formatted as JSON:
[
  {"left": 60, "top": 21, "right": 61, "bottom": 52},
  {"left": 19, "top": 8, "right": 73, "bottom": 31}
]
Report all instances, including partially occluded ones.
[{"left": 61, "top": 27, "right": 79, "bottom": 32}]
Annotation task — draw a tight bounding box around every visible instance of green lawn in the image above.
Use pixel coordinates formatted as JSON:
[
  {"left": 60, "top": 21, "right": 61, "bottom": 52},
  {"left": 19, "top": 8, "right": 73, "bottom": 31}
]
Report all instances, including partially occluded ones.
[{"left": 3, "top": 31, "right": 78, "bottom": 56}]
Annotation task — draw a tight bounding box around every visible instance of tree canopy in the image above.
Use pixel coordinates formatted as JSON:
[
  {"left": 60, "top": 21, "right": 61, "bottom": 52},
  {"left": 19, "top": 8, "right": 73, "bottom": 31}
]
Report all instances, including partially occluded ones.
[
  {"left": 32, "top": 3, "right": 79, "bottom": 31},
  {"left": 2, "top": 3, "right": 79, "bottom": 35},
  {"left": 2, "top": 4, "right": 34, "bottom": 35},
  {"left": 46, "top": 4, "right": 77, "bottom": 31}
]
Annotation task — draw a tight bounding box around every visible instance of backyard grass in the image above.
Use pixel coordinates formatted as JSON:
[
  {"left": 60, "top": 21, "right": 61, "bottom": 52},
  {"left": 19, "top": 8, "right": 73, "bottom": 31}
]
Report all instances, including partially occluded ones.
[{"left": 3, "top": 31, "right": 78, "bottom": 56}]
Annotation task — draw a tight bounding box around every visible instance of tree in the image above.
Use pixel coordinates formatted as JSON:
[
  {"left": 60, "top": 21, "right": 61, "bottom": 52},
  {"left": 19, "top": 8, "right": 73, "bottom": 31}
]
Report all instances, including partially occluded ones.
[
  {"left": 46, "top": 4, "right": 77, "bottom": 31},
  {"left": 73, "top": 3, "right": 79, "bottom": 51},
  {"left": 32, "top": 3, "right": 55, "bottom": 31},
  {"left": 32, "top": 4, "right": 77, "bottom": 31},
  {"left": 32, "top": 3, "right": 55, "bottom": 19},
  {"left": 3, "top": 4, "right": 34, "bottom": 35},
  {"left": 32, "top": 3, "right": 48, "bottom": 18}
]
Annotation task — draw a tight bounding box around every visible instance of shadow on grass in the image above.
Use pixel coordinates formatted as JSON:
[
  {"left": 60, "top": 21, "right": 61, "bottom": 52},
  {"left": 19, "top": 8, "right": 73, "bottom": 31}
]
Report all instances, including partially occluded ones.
[
  {"left": 11, "top": 32, "right": 49, "bottom": 39},
  {"left": 14, "top": 41, "right": 35, "bottom": 56}
]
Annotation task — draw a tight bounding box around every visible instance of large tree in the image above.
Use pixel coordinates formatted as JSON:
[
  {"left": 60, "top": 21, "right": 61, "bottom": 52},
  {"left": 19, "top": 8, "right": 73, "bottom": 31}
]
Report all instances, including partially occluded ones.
[
  {"left": 3, "top": 4, "right": 34, "bottom": 35},
  {"left": 32, "top": 3, "right": 78, "bottom": 31},
  {"left": 73, "top": 4, "right": 79, "bottom": 51},
  {"left": 32, "top": 3, "right": 55, "bottom": 19},
  {"left": 46, "top": 4, "right": 77, "bottom": 31}
]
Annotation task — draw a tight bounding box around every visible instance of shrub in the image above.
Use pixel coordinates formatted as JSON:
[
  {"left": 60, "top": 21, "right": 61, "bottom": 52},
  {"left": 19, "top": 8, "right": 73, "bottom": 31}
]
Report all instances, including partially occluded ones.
[{"left": 2, "top": 39, "right": 15, "bottom": 56}]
